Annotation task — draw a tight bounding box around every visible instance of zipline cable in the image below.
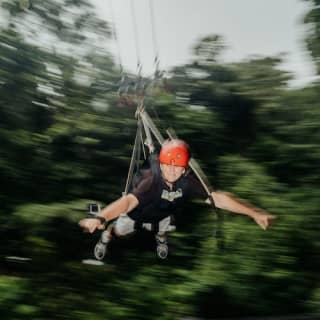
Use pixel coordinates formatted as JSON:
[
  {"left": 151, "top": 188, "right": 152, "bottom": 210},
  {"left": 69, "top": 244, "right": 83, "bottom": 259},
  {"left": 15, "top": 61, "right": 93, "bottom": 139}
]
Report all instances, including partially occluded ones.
[
  {"left": 109, "top": 0, "right": 132, "bottom": 99},
  {"left": 124, "top": 116, "right": 143, "bottom": 195},
  {"left": 130, "top": 0, "right": 142, "bottom": 76},
  {"left": 109, "top": 0, "right": 123, "bottom": 73},
  {"left": 149, "top": 0, "right": 160, "bottom": 76}
]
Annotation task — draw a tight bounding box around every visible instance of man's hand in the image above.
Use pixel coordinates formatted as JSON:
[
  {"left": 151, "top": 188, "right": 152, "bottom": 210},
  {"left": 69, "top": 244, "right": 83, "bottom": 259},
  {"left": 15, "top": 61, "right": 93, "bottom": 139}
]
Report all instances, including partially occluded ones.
[
  {"left": 79, "top": 218, "right": 105, "bottom": 233},
  {"left": 253, "top": 213, "right": 276, "bottom": 230}
]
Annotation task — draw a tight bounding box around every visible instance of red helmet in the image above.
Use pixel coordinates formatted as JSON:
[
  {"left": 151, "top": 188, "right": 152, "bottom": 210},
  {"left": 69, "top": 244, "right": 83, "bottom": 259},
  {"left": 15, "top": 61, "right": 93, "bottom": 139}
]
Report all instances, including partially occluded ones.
[{"left": 159, "top": 139, "right": 190, "bottom": 167}]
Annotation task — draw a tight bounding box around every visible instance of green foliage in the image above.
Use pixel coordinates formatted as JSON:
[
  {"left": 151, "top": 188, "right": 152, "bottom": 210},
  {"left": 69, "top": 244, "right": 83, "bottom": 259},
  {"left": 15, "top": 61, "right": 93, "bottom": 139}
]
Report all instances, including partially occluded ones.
[
  {"left": 304, "top": 0, "right": 320, "bottom": 73},
  {"left": 252, "top": 85, "right": 320, "bottom": 186},
  {"left": 192, "top": 34, "right": 227, "bottom": 65}
]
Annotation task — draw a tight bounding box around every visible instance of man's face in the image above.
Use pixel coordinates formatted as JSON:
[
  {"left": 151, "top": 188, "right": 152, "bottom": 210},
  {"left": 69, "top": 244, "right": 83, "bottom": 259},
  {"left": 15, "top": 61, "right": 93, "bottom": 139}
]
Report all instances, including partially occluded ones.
[{"left": 160, "top": 163, "right": 185, "bottom": 184}]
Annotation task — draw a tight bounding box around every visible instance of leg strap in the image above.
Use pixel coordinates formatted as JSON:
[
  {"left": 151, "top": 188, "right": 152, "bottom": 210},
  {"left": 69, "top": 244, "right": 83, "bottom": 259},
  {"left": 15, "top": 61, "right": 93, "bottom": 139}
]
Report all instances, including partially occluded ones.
[
  {"left": 151, "top": 222, "right": 159, "bottom": 234},
  {"left": 134, "top": 220, "right": 143, "bottom": 231}
]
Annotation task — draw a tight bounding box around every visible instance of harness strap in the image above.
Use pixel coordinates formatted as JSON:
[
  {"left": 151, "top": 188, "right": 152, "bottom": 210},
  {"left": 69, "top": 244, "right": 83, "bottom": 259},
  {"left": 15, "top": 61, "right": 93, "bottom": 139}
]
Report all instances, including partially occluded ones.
[
  {"left": 151, "top": 223, "right": 159, "bottom": 234},
  {"left": 134, "top": 220, "right": 143, "bottom": 231},
  {"left": 123, "top": 117, "right": 144, "bottom": 195}
]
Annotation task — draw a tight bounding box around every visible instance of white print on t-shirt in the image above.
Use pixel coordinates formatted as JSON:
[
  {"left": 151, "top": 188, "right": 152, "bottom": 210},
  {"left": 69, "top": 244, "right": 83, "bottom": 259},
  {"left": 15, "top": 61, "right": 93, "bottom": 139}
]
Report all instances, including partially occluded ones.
[{"left": 161, "top": 188, "right": 183, "bottom": 202}]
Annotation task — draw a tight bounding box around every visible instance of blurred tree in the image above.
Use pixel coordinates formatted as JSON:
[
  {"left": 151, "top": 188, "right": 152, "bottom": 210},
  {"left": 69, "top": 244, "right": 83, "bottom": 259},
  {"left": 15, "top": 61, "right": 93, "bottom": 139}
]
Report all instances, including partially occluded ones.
[
  {"left": 168, "top": 37, "right": 292, "bottom": 161},
  {"left": 304, "top": 0, "right": 320, "bottom": 73},
  {"left": 0, "top": 0, "right": 125, "bottom": 206},
  {"left": 0, "top": 29, "right": 52, "bottom": 131},
  {"left": 252, "top": 85, "right": 320, "bottom": 186},
  {"left": 193, "top": 34, "right": 226, "bottom": 66}
]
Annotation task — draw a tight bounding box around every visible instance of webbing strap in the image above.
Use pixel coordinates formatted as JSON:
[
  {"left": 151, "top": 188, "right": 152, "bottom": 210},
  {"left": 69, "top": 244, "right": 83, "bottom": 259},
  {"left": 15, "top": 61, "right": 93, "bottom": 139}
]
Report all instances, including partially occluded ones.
[
  {"left": 124, "top": 106, "right": 159, "bottom": 195},
  {"left": 123, "top": 117, "right": 143, "bottom": 195},
  {"left": 139, "top": 108, "right": 165, "bottom": 145}
]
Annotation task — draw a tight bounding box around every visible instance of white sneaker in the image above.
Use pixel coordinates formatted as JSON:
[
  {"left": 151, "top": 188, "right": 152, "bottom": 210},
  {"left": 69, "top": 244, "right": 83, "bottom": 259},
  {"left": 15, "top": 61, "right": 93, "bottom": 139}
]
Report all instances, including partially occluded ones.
[{"left": 94, "top": 241, "right": 107, "bottom": 261}]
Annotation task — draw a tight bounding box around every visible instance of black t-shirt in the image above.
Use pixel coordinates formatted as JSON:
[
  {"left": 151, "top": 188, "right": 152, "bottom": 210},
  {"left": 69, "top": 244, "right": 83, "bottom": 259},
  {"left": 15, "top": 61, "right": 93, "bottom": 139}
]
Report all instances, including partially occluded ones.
[{"left": 128, "top": 165, "right": 208, "bottom": 223}]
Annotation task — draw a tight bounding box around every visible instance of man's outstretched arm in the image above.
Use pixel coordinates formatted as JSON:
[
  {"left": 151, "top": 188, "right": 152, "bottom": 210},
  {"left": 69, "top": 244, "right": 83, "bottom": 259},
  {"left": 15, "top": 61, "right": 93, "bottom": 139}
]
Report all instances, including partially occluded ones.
[
  {"left": 211, "top": 191, "right": 276, "bottom": 230},
  {"left": 79, "top": 194, "right": 139, "bottom": 233}
]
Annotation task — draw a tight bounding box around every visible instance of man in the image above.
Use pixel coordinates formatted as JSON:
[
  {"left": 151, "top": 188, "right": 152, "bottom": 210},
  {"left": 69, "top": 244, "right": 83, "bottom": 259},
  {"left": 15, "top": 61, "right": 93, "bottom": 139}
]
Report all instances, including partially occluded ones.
[{"left": 79, "top": 139, "right": 275, "bottom": 257}]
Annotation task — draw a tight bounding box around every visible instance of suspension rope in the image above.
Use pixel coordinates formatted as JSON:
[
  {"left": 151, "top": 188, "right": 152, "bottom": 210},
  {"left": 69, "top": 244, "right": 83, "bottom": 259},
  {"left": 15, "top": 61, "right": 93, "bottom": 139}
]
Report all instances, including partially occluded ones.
[
  {"left": 123, "top": 116, "right": 143, "bottom": 195},
  {"left": 108, "top": 0, "right": 123, "bottom": 73},
  {"left": 130, "top": 0, "right": 142, "bottom": 76},
  {"left": 149, "top": 0, "right": 160, "bottom": 76},
  {"left": 109, "top": 0, "right": 132, "bottom": 101}
]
